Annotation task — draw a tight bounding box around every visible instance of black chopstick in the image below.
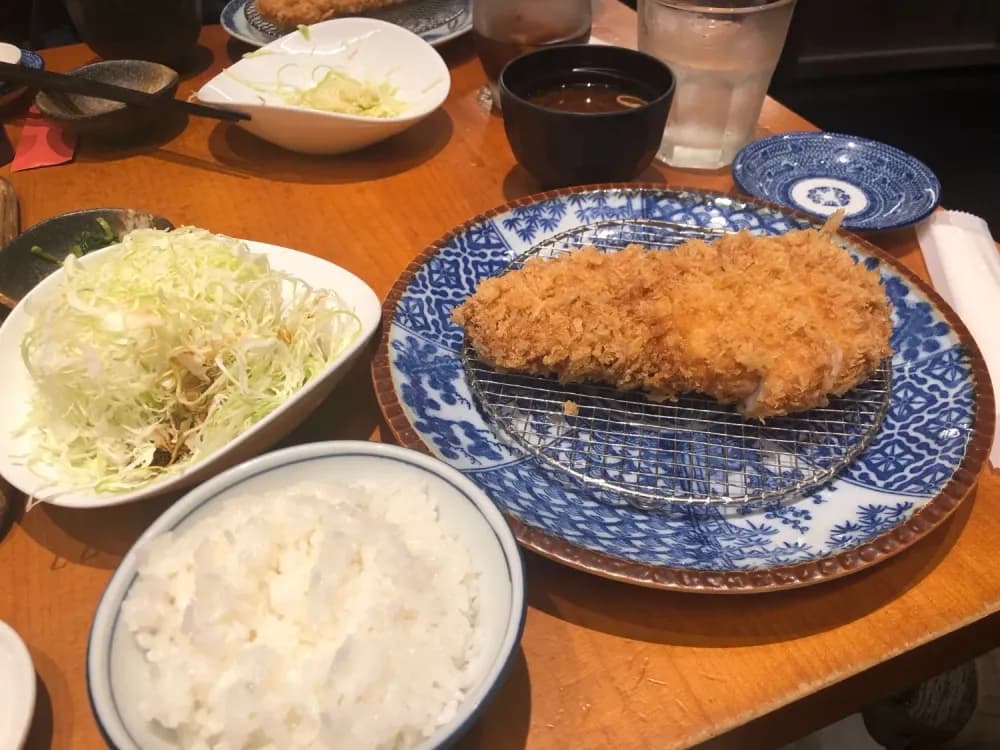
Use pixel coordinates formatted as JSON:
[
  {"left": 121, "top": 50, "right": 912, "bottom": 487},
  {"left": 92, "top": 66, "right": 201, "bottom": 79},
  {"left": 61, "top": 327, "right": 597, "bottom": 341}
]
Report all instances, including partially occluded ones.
[{"left": 0, "top": 61, "right": 250, "bottom": 122}]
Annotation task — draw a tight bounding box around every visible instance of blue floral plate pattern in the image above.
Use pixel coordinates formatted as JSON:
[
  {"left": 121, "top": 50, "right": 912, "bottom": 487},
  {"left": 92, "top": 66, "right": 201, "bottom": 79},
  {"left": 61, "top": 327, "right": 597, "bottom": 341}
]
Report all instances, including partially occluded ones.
[
  {"left": 0, "top": 48, "right": 44, "bottom": 106},
  {"left": 372, "top": 186, "right": 994, "bottom": 593},
  {"left": 732, "top": 132, "right": 941, "bottom": 232}
]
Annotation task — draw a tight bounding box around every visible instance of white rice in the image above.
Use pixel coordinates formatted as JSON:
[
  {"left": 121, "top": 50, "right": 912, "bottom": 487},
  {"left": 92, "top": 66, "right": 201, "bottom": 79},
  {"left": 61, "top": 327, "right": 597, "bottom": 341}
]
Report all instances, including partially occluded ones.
[{"left": 121, "top": 479, "right": 480, "bottom": 750}]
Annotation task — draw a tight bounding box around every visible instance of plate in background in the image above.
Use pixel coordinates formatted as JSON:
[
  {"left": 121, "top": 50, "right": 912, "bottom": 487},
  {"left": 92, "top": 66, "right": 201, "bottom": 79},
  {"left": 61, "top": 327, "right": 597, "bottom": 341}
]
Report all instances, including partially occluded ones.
[{"left": 221, "top": 0, "right": 471, "bottom": 48}]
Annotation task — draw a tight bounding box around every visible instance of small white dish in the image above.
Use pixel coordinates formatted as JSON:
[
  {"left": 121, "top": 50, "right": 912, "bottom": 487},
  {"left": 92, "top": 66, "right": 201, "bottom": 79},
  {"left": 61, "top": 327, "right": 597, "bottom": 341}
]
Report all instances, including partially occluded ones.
[
  {"left": 198, "top": 17, "right": 450, "bottom": 154},
  {"left": 87, "top": 440, "right": 526, "bottom": 750},
  {"left": 0, "top": 620, "right": 36, "bottom": 750},
  {"left": 0, "top": 239, "right": 381, "bottom": 509}
]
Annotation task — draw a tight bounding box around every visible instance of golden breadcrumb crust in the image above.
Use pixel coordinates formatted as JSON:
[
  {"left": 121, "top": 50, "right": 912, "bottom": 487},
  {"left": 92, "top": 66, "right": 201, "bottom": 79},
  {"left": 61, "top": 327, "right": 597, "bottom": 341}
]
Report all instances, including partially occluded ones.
[
  {"left": 452, "top": 228, "right": 893, "bottom": 418},
  {"left": 257, "top": 0, "right": 408, "bottom": 27}
]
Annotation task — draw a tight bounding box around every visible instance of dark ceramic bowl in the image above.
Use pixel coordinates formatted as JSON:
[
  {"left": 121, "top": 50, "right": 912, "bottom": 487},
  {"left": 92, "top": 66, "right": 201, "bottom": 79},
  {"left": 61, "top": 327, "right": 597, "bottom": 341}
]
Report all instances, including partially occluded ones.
[
  {"left": 34, "top": 60, "right": 179, "bottom": 142},
  {"left": 499, "top": 44, "right": 675, "bottom": 188},
  {"left": 64, "top": 0, "right": 202, "bottom": 70},
  {"left": 0, "top": 208, "right": 173, "bottom": 320}
]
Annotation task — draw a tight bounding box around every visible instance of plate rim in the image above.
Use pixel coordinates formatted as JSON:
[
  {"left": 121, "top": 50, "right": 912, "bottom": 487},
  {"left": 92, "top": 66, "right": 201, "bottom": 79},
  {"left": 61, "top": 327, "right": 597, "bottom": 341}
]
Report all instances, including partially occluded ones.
[
  {"left": 732, "top": 130, "right": 942, "bottom": 232},
  {"left": 371, "top": 183, "right": 996, "bottom": 594},
  {"left": 220, "top": 0, "right": 472, "bottom": 49}
]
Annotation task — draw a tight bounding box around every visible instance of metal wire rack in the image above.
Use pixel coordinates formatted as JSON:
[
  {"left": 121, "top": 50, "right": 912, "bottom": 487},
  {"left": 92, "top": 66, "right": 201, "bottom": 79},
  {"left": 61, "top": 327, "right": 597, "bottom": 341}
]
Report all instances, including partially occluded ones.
[
  {"left": 245, "top": 0, "right": 466, "bottom": 37},
  {"left": 460, "top": 219, "right": 893, "bottom": 510}
]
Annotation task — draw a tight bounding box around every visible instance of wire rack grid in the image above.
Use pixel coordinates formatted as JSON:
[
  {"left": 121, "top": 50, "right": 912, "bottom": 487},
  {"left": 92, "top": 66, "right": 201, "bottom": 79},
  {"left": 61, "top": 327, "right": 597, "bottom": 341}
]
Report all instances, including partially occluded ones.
[{"left": 460, "top": 219, "right": 893, "bottom": 511}]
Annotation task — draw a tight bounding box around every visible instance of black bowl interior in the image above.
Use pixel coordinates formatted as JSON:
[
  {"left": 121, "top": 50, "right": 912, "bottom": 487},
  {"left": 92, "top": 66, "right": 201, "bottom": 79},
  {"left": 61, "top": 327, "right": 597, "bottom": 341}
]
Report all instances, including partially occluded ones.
[
  {"left": 0, "top": 208, "right": 174, "bottom": 318},
  {"left": 501, "top": 44, "right": 675, "bottom": 107},
  {"left": 35, "top": 60, "right": 179, "bottom": 121}
]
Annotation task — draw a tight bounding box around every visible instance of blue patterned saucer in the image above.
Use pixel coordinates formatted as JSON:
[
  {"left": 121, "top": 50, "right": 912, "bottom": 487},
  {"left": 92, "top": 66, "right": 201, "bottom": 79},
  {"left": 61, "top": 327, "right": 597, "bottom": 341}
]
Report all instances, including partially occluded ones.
[
  {"left": 372, "top": 186, "right": 993, "bottom": 593},
  {"left": 221, "top": 0, "right": 471, "bottom": 48},
  {"left": 732, "top": 132, "right": 941, "bottom": 232},
  {"left": 0, "top": 48, "right": 44, "bottom": 106}
]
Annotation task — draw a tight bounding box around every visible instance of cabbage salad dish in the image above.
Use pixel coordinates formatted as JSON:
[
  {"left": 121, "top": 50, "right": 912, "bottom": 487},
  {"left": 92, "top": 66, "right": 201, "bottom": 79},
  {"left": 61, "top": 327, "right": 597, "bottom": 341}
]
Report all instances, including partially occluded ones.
[{"left": 19, "top": 227, "right": 361, "bottom": 493}]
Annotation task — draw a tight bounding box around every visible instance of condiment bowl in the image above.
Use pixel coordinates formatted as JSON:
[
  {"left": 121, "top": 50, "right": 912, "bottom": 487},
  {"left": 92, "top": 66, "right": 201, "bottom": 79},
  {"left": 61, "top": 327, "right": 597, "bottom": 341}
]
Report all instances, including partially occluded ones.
[
  {"left": 34, "top": 60, "right": 179, "bottom": 142},
  {"left": 197, "top": 17, "right": 451, "bottom": 155},
  {"left": 87, "top": 440, "right": 526, "bottom": 750},
  {"left": 0, "top": 620, "right": 35, "bottom": 750},
  {"left": 499, "top": 44, "right": 675, "bottom": 188}
]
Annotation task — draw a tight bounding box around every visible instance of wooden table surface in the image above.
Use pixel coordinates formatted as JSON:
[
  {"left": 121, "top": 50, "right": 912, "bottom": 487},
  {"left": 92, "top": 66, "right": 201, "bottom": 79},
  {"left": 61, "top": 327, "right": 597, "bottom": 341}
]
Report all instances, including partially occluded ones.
[{"left": 2, "top": 3, "right": 999, "bottom": 749}]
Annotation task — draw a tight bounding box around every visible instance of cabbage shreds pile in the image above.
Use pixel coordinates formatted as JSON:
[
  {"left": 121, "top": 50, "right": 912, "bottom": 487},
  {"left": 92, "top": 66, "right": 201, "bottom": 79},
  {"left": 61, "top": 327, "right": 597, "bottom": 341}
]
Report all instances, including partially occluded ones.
[
  {"left": 19, "top": 227, "right": 361, "bottom": 493},
  {"left": 280, "top": 68, "right": 406, "bottom": 118},
  {"left": 229, "top": 65, "right": 407, "bottom": 118}
]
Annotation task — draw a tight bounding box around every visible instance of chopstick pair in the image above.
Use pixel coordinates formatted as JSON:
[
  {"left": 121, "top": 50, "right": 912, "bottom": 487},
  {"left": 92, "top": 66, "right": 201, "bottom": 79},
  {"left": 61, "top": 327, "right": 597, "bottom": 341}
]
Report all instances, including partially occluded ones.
[{"left": 0, "top": 61, "right": 250, "bottom": 123}]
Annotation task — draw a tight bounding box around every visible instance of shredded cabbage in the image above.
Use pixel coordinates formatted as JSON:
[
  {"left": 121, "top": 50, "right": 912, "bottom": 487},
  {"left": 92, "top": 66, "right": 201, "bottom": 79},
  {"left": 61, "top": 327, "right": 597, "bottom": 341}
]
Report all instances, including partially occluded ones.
[
  {"left": 229, "top": 65, "right": 407, "bottom": 118},
  {"left": 19, "top": 227, "right": 361, "bottom": 494}
]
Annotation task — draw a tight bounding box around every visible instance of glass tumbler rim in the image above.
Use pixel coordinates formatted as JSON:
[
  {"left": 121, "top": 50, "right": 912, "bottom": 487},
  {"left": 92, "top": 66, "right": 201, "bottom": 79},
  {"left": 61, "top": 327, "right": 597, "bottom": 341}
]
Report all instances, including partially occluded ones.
[{"left": 642, "top": 0, "right": 795, "bottom": 15}]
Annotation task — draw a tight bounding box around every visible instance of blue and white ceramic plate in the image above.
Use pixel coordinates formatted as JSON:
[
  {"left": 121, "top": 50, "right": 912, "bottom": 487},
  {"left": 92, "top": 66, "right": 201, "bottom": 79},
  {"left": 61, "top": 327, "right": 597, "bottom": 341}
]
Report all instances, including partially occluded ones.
[
  {"left": 373, "top": 186, "right": 994, "bottom": 593},
  {"left": 221, "top": 0, "right": 471, "bottom": 48},
  {"left": 732, "top": 132, "right": 941, "bottom": 232},
  {"left": 0, "top": 48, "right": 44, "bottom": 106}
]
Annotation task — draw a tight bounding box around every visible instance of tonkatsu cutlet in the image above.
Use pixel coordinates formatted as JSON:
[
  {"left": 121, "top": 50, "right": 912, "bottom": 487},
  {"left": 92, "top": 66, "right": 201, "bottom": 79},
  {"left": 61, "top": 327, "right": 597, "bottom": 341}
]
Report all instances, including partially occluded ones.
[{"left": 452, "top": 226, "right": 892, "bottom": 418}]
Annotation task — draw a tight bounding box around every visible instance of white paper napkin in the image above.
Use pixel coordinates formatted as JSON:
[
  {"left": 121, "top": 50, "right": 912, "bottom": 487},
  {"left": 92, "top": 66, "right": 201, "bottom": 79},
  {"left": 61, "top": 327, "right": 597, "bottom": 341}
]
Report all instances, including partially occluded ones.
[{"left": 916, "top": 211, "right": 1000, "bottom": 468}]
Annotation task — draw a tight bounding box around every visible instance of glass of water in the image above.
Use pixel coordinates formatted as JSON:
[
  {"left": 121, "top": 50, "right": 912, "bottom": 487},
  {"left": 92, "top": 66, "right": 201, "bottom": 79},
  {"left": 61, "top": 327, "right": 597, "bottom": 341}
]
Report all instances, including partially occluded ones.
[
  {"left": 473, "top": 0, "right": 592, "bottom": 110},
  {"left": 638, "top": 0, "right": 796, "bottom": 170}
]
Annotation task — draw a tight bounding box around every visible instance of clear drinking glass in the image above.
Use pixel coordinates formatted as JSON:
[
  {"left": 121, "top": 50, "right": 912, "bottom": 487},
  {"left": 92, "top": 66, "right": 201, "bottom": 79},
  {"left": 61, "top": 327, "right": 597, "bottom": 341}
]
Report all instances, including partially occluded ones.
[
  {"left": 473, "top": 0, "right": 592, "bottom": 110},
  {"left": 638, "top": 0, "right": 796, "bottom": 169}
]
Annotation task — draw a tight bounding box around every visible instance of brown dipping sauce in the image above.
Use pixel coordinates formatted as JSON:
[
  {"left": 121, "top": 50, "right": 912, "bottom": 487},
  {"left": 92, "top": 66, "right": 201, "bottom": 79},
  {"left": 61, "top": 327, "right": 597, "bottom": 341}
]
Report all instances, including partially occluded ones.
[{"left": 525, "top": 70, "right": 653, "bottom": 113}]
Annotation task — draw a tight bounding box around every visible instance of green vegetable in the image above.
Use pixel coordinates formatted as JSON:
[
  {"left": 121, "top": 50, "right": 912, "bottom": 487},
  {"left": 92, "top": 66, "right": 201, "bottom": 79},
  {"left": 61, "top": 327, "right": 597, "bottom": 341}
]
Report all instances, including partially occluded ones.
[
  {"left": 30, "top": 218, "right": 121, "bottom": 265},
  {"left": 228, "top": 65, "right": 406, "bottom": 118},
  {"left": 297, "top": 24, "right": 311, "bottom": 39},
  {"left": 30, "top": 245, "right": 62, "bottom": 264},
  {"left": 282, "top": 68, "right": 405, "bottom": 117},
  {"left": 19, "top": 226, "right": 362, "bottom": 494}
]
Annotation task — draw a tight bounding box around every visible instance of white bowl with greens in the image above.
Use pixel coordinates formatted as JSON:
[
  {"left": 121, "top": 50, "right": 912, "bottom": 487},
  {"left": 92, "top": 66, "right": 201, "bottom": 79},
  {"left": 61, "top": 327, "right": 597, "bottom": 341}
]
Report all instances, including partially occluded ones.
[
  {"left": 0, "top": 227, "right": 381, "bottom": 508},
  {"left": 196, "top": 17, "right": 450, "bottom": 154}
]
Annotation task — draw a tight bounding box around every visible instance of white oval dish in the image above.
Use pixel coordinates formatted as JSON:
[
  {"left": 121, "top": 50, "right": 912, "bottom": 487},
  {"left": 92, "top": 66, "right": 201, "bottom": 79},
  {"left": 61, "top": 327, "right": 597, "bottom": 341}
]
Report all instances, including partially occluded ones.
[
  {"left": 0, "top": 620, "right": 36, "bottom": 750},
  {"left": 197, "top": 17, "right": 451, "bottom": 155},
  {"left": 87, "top": 440, "right": 526, "bottom": 750},
  {"left": 0, "top": 239, "right": 381, "bottom": 509}
]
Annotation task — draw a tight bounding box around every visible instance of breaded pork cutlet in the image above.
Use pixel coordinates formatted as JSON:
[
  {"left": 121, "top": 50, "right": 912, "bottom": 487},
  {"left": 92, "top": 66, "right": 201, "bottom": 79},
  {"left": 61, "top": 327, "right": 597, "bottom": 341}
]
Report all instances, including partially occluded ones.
[
  {"left": 257, "top": 0, "right": 407, "bottom": 27},
  {"left": 453, "top": 225, "right": 892, "bottom": 418}
]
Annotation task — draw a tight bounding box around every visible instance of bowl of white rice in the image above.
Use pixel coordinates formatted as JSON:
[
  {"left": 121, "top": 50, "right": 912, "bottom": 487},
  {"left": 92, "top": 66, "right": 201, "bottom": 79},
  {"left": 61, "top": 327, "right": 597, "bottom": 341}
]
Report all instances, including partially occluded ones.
[{"left": 86, "top": 441, "right": 525, "bottom": 750}]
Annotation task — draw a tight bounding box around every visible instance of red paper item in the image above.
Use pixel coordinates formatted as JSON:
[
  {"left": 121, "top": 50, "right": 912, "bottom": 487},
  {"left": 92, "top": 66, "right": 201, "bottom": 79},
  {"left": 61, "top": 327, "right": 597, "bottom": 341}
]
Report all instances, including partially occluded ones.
[{"left": 10, "top": 106, "right": 77, "bottom": 172}]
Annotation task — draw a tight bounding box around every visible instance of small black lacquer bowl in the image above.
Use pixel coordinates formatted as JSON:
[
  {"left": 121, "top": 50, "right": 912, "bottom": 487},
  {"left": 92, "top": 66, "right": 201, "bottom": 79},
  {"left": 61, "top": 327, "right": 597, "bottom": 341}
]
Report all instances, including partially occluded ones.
[{"left": 499, "top": 44, "right": 675, "bottom": 188}]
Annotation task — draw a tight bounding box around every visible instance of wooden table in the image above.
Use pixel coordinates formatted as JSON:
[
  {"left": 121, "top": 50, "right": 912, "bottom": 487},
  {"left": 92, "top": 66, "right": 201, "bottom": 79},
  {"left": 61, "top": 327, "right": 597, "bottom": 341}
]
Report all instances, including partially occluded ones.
[{"left": 2, "top": 3, "right": 998, "bottom": 749}]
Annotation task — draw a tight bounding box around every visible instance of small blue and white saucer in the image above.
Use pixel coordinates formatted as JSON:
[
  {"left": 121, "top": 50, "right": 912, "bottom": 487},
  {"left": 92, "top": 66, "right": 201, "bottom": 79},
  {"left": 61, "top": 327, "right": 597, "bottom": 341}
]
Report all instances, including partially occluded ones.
[
  {"left": 732, "top": 132, "right": 941, "bottom": 231},
  {"left": 0, "top": 45, "right": 45, "bottom": 107}
]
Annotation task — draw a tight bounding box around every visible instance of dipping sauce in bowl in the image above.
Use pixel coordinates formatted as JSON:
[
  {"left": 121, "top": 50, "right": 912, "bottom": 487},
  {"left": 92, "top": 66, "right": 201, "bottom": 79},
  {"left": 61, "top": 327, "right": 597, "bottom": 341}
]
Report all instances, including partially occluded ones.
[{"left": 526, "top": 71, "right": 652, "bottom": 113}]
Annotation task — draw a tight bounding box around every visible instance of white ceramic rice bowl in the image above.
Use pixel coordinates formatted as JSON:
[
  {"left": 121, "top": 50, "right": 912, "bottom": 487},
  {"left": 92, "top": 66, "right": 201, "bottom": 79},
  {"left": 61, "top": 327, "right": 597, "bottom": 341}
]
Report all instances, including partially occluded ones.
[{"left": 87, "top": 440, "right": 526, "bottom": 749}]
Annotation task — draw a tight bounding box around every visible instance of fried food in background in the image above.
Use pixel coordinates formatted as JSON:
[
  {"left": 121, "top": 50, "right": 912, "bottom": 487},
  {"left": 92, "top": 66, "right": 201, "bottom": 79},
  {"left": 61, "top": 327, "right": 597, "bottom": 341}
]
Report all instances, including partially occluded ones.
[
  {"left": 257, "top": 0, "right": 408, "bottom": 27},
  {"left": 453, "top": 223, "right": 892, "bottom": 418}
]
